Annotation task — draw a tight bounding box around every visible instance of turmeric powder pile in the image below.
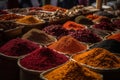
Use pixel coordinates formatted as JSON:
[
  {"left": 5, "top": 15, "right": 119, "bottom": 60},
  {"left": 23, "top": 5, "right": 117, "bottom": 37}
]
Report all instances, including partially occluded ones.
[
  {"left": 48, "top": 36, "right": 87, "bottom": 54},
  {"left": 74, "top": 48, "right": 120, "bottom": 69},
  {"left": 16, "top": 16, "right": 42, "bottom": 24},
  {"left": 44, "top": 61, "right": 102, "bottom": 80}
]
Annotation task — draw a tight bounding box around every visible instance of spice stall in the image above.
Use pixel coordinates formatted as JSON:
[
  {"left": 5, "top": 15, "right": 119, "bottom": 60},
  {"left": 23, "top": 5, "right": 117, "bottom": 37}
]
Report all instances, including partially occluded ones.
[{"left": 0, "top": 0, "right": 120, "bottom": 80}]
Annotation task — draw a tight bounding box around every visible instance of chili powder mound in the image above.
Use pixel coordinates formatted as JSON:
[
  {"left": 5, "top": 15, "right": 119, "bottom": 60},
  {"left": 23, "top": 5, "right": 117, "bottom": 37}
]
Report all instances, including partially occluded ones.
[
  {"left": 0, "top": 38, "right": 39, "bottom": 56},
  {"left": 44, "top": 61, "right": 102, "bottom": 80},
  {"left": 74, "top": 48, "right": 120, "bottom": 69},
  {"left": 20, "top": 47, "right": 68, "bottom": 71},
  {"left": 48, "top": 36, "right": 87, "bottom": 54},
  {"left": 63, "top": 21, "right": 86, "bottom": 30}
]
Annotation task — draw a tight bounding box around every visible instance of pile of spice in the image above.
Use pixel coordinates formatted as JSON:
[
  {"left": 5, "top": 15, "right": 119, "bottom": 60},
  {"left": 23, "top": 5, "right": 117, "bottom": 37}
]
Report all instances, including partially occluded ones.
[
  {"left": 43, "top": 24, "right": 68, "bottom": 39},
  {"left": 93, "top": 16, "right": 111, "bottom": 23},
  {"left": 20, "top": 47, "right": 68, "bottom": 71},
  {"left": 70, "top": 29, "right": 102, "bottom": 43},
  {"left": 41, "top": 5, "right": 66, "bottom": 12},
  {"left": 16, "top": 16, "right": 43, "bottom": 24},
  {"left": 0, "top": 10, "right": 8, "bottom": 15},
  {"left": 0, "top": 14, "right": 23, "bottom": 21},
  {"left": 0, "top": 22, "right": 21, "bottom": 31},
  {"left": 63, "top": 21, "right": 86, "bottom": 30},
  {"left": 106, "top": 33, "right": 120, "bottom": 42},
  {"left": 112, "top": 19, "right": 120, "bottom": 29},
  {"left": 0, "top": 38, "right": 39, "bottom": 56},
  {"left": 44, "top": 61, "right": 102, "bottom": 80},
  {"left": 94, "top": 11, "right": 116, "bottom": 18},
  {"left": 74, "top": 16, "right": 93, "bottom": 25},
  {"left": 90, "top": 39, "right": 120, "bottom": 53},
  {"left": 8, "top": 8, "right": 28, "bottom": 14},
  {"left": 86, "top": 14, "right": 100, "bottom": 20},
  {"left": 74, "top": 48, "right": 120, "bottom": 69},
  {"left": 48, "top": 36, "right": 87, "bottom": 54},
  {"left": 22, "top": 29, "right": 56, "bottom": 45},
  {"left": 92, "top": 22, "right": 116, "bottom": 31}
]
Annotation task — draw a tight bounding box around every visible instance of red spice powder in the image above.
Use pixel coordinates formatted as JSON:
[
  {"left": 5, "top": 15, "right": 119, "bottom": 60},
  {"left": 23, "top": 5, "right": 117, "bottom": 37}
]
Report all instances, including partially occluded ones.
[
  {"left": 63, "top": 21, "right": 86, "bottom": 30},
  {"left": 107, "top": 33, "right": 120, "bottom": 42},
  {"left": 20, "top": 47, "right": 68, "bottom": 71},
  {"left": 0, "top": 38, "right": 40, "bottom": 56}
]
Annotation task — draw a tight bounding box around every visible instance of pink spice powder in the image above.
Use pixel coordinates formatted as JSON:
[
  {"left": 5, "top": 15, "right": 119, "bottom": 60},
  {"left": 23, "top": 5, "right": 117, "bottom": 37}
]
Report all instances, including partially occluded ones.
[
  {"left": 0, "top": 38, "right": 40, "bottom": 56},
  {"left": 20, "top": 47, "right": 69, "bottom": 71}
]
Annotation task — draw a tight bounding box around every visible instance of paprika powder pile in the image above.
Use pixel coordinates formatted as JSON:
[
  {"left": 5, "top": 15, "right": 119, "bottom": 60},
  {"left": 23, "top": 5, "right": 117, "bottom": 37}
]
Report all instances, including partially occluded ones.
[
  {"left": 44, "top": 61, "right": 102, "bottom": 80},
  {"left": 63, "top": 21, "right": 86, "bottom": 30},
  {"left": 0, "top": 38, "right": 39, "bottom": 56},
  {"left": 48, "top": 36, "right": 87, "bottom": 54},
  {"left": 20, "top": 47, "right": 68, "bottom": 71},
  {"left": 106, "top": 33, "right": 120, "bottom": 42},
  {"left": 74, "top": 48, "right": 120, "bottom": 69}
]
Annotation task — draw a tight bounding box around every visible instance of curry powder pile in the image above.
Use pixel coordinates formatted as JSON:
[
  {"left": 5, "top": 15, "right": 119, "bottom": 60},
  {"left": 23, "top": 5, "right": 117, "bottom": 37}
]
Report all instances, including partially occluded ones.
[
  {"left": 44, "top": 61, "right": 102, "bottom": 80},
  {"left": 74, "top": 48, "right": 120, "bottom": 69},
  {"left": 16, "top": 16, "right": 41, "bottom": 24}
]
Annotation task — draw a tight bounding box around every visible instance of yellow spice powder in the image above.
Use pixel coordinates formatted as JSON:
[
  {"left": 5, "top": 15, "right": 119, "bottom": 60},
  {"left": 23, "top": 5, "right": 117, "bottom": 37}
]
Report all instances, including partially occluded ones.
[
  {"left": 44, "top": 61, "right": 102, "bottom": 80},
  {"left": 17, "top": 16, "right": 41, "bottom": 24},
  {"left": 74, "top": 48, "right": 120, "bottom": 69}
]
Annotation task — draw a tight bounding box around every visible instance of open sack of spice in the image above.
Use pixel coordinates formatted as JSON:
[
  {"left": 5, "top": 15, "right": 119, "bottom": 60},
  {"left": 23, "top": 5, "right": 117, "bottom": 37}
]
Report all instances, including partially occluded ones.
[
  {"left": 0, "top": 22, "right": 24, "bottom": 37},
  {"left": 48, "top": 36, "right": 88, "bottom": 55},
  {"left": 90, "top": 39, "right": 120, "bottom": 54},
  {"left": 15, "top": 16, "right": 45, "bottom": 26},
  {"left": 0, "top": 13, "right": 24, "bottom": 22},
  {"left": 69, "top": 29, "right": 103, "bottom": 44},
  {"left": 22, "top": 28, "right": 57, "bottom": 46},
  {"left": 0, "top": 38, "right": 40, "bottom": 58},
  {"left": 17, "top": 47, "right": 69, "bottom": 80},
  {"left": 105, "top": 32, "right": 120, "bottom": 42},
  {"left": 73, "top": 48, "right": 120, "bottom": 72},
  {"left": 40, "top": 60, "right": 103, "bottom": 80},
  {"left": 0, "top": 38, "right": 40, "bottom": 80}
]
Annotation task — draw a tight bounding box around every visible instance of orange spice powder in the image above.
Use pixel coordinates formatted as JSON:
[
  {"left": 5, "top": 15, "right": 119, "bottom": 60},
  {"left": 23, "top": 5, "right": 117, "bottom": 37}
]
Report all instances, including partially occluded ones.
[
  {"left": 74, "top": 48, "right": 120, "bottom": 69},
  {"left": 48, "top": 36, "right": 87, "bottom": 54},
  {"left": 63, "top": 21, "right": 86, "bottom": 30}
]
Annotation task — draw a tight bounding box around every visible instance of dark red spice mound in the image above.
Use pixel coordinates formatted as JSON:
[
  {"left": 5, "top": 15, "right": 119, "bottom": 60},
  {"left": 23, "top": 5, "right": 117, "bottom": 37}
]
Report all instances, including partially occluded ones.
[
  {"left": 70, "top": 29, "right": 102, "bottom": 43},
  {"left": 20, "top": 47, "right": 68, "bottom": 71},
  {"left": 0, "top": 38, "right": 39, "bottom": 56},
  {"left": 113, "top": 19, "right": 120, "bottom": 29},
  {"left": 93, "top": 22, "right": 116, "bottom": 31},
  {"left": 43, "top": 25, "right": 68, "bottom": 39}
]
